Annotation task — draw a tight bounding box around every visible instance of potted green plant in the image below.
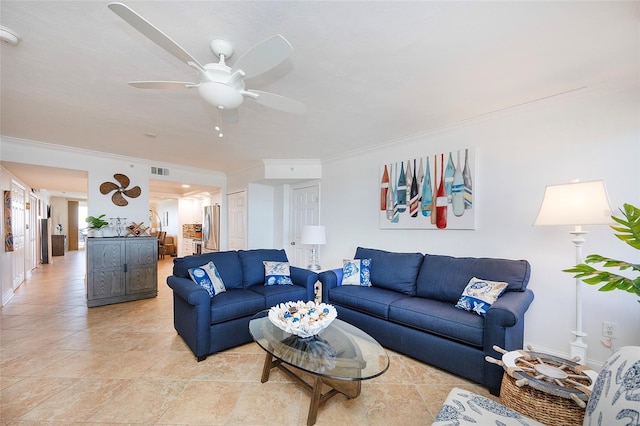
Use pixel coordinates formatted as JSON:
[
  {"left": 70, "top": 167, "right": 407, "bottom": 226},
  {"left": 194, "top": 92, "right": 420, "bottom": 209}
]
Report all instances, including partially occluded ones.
[
  {"left": 564, "top": 203, "right": 640, "bottom": 302},
  {"left": 86, "top": 214, "right": 109, "bottom": 237}
]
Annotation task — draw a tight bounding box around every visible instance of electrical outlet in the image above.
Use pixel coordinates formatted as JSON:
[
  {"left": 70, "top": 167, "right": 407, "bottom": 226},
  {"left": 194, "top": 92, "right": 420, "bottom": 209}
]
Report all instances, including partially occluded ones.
[{"left": 602, "top": 321, "right": 618, "bottom": 339}]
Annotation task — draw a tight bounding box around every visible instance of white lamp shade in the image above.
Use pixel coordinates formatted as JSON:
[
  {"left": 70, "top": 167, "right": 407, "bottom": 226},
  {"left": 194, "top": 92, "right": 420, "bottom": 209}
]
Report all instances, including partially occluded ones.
[
  {"left": 534, "top": 180, "right": 613, "bottom": 226},
  {"left": 301, "top": 225, "right": 326, "bottom": 245}
]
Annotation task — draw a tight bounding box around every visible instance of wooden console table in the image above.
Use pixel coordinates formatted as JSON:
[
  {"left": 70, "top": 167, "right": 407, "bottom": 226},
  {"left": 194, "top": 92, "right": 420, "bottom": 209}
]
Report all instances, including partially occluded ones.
[{"left": 52, "top": 235, "right": 66, "bottom": 256}]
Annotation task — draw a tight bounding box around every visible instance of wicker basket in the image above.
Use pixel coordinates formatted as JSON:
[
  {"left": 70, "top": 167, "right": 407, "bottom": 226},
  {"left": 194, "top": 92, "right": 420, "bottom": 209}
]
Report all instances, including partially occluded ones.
[{"left": 500, "top": 373, "right": 585, "bottom": 426}]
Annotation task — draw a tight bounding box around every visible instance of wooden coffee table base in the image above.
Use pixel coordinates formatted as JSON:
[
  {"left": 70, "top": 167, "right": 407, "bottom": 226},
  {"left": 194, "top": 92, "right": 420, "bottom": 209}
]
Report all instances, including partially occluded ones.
[{"left": 260, "top": 352, "right": 361, "bottom": 426}]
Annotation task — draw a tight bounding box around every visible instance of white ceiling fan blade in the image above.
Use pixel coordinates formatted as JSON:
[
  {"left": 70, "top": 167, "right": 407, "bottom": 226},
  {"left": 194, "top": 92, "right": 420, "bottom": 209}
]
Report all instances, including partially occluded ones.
[
  {"left": 221, "top": 108, "right": 239, "bottom": 124},
  {"left": 231, "top": 35, "right": 293, "bottom": 79},
  {"left": 128, "top": 81, "right": 197, "bottom": 89},
  {"left": 108, "top": 2, "right": 205, "bottom": 71},
  {"left": 247, "top": 90, "right": 306, "bottom": 115}
]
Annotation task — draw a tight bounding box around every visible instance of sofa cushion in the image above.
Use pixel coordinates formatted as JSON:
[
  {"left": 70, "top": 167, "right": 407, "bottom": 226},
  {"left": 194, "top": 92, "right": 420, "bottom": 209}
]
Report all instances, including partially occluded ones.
[
  {"left": 354, "top": 247, "right": 423, "bottom": 295},
  {"left": 389, "top": 297, "right": 484, "bottom": 347},
  {"left": 173, "top": 251, "right": 244, "bottom": 289},
  {"left": 455, "top": 277, "right": 508, "bottom": 317},
  {"left": 249, "top": 284, "right": 309, "bottom": 309},
  {"left": 209, "top": 288, "right": 265, "bottom": 325},
  {"left": 188, "top": 261, "right": 227, "bottom": 297},
  {"left": 416, "top": 254, "right": 531, "bottom": 303},
  {"left": 239, "top": 249, "right": 289, "bottom": 288},
  {"left": 263, "top": 261, "right": 293, "bottom": 285},
  {"left": 328, "top": 285, "right": 409, "bottom": 320},
  {"left": 342, "top": 258, "right": 372, "bottom": 286}
]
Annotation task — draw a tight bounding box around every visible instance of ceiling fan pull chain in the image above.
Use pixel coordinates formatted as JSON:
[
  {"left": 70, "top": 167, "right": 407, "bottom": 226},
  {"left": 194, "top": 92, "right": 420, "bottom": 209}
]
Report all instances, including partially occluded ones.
[{"left": 215, "top": 106, "right": 224, "bottom": 138}]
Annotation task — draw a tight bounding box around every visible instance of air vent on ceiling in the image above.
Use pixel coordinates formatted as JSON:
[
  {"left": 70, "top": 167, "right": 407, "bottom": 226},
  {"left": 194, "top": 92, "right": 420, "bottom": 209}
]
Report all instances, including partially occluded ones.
[{"left": 151, "top": 166, "right": 170, "bottom": 176}]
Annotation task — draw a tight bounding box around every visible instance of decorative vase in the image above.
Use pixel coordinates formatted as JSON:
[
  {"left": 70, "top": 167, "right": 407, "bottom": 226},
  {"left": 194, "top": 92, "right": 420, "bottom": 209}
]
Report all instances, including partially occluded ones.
[{"left": 88, "top": 229, "right": 103, "bottom": 238}]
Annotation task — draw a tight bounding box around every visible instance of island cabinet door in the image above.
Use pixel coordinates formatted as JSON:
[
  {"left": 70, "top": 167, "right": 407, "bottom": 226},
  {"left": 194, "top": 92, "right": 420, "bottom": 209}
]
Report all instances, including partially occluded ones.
[
  {"left": 125, "top": 237, "right": 158, "bottom": 295},
  {"left": 87, "top": 239, "right": 126, "bottom": 300}
]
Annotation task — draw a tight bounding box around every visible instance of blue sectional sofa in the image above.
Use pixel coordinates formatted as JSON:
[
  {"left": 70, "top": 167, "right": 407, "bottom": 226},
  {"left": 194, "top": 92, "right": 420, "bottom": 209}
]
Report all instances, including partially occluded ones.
[
  {"left": 167, "top": 249, "right": 318, "bottom": 361},
  {"left": 318, "top": 247, "right": 534, "bottom": 395}
]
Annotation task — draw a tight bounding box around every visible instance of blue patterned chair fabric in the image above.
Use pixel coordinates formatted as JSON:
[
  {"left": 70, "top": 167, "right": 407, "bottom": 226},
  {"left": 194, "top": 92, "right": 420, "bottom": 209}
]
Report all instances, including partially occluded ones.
[{"left": 432, "top": 345, "right": 640, "bottom": 426}]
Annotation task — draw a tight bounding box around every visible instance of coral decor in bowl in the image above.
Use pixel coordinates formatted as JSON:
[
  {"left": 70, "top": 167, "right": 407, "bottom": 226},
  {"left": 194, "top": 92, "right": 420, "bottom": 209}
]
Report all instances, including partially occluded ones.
[{"left": 268, "top": 301, "right": 337, "bottom": 338}]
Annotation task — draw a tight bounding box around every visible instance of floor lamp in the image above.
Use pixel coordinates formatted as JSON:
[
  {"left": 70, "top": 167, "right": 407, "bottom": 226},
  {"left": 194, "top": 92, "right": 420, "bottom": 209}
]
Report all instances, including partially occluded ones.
[
  {"left": 302, "top": 225, "right": 326, "bottom": 271},
  {"left": 534, "top": 180, "right": 612, "bottom": 364}
]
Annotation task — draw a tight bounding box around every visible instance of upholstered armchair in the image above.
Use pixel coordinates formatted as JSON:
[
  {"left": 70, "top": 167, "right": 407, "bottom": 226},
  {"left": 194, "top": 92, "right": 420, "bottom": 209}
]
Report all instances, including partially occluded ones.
[{"left": 163, "top": 235, "right": 176, "bottom": 256}]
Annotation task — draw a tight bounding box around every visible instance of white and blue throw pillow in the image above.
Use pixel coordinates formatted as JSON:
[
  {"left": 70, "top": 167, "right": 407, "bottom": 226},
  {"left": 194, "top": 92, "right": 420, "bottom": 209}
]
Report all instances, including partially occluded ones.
[
  {"left": 188, "top": 261, "right": 226, "bottom": 297},
  {"left": 342, "top": 258, "right": 372, "bottom": 286},
  {"left": 455, "top": 277, "right": 508, "bottom": 317},
  {"left": 263, "top": 261, "right": 293, "bottom": 285}
]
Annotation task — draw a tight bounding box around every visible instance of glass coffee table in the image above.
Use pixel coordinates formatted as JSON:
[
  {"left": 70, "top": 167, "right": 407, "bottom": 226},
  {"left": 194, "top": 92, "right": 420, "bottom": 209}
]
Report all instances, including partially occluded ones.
[{"left": 249, "top": 311, "right": 389, "bottom": 426}]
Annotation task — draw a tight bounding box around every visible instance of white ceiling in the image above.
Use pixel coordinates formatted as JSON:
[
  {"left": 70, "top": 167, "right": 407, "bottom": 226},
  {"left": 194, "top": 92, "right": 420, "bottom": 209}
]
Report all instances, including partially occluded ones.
[{"left": 1, "top": 1, "right": 638, "bottom": 196}]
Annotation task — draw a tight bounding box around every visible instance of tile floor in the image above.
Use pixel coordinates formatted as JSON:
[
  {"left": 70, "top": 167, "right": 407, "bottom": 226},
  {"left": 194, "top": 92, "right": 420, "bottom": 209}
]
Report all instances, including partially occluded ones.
[{"left": 1, "top": 249, "right": 495, "bottom": 425}]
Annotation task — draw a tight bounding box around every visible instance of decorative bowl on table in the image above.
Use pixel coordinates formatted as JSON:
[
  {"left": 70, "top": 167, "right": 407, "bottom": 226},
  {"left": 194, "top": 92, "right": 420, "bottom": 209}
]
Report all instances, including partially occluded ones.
[{"left": 268, "top": 300, "right": 337, "bottom": 338}]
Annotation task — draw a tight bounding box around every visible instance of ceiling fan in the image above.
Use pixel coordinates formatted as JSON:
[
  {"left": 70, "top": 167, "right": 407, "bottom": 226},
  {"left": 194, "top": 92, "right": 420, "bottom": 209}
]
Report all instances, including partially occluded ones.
[{"left": 107, "top": 2, "right": 305, "bottom": 133}]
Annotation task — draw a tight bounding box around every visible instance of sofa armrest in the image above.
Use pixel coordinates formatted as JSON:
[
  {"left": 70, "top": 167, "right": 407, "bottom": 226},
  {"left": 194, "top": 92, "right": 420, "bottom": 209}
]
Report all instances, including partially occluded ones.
[
  {"left": 290, "top": 266, "right": 319, "bottom": 301},
  {"left": 167, "top": 276, "right": 210, "bottom": 306},
  {"left": 485, "top": 289, "right": 534, "bottom": 329},
  {"left": 318, "top": 268, "right": 343, "bottom": 302},
  {"left": 483, "top": 288, "right": 535, "bottom": 394},
  {"left": 166, "top": 275, "right": 212, "bottom": 360}
]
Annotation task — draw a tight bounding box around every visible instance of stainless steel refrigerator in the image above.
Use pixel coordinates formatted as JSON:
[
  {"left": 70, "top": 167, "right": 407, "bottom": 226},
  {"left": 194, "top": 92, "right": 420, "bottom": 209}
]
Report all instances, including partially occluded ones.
[{"left": 202, "top": 205, "right": 220, "bottom": 252}]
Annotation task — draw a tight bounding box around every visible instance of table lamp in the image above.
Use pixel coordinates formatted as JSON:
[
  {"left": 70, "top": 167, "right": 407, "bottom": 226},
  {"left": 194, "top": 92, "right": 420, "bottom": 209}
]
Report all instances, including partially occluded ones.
[
  {"left": 534, "top": 179, "right": 612, "bottom": 363},
  {"left": 301, "top": 225, "right": 326, "bottom": 271}
]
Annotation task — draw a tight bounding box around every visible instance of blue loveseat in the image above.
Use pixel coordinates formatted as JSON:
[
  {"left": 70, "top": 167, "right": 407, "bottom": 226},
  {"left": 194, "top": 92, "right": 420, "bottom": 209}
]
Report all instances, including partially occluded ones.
[
  {"left": 167, "top": 249, "right": 318, "bottom": 361},
  {"left": 318, "top": 247, "right": 534, "bottom": 395}
]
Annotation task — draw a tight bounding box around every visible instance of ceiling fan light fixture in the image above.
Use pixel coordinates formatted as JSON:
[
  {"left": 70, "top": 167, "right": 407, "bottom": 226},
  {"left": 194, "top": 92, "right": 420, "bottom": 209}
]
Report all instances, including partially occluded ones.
[
  {"left": 198, "top": 82, "right": 244, "bottom": 109},
  {"left": 0, "top": 26, "right": 20, "bottom": 46},
  {"left": 107, "top": 3, "right": 305, "bottom": 137}
]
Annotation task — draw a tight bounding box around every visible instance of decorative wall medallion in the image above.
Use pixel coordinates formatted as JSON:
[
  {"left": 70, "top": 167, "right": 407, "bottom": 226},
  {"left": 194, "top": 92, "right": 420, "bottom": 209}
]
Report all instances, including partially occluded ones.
[{"left": 100, "top": 173, "right": 141, "bottom": 206}]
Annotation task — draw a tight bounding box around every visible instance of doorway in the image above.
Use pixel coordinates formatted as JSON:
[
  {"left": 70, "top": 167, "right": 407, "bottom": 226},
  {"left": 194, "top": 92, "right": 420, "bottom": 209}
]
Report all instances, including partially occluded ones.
[
  {"left": 289, "top": 183, "right": 320, "bottom": 268},
  {"left": 227, "top": 191, "right": 246, "bottom": 251}
]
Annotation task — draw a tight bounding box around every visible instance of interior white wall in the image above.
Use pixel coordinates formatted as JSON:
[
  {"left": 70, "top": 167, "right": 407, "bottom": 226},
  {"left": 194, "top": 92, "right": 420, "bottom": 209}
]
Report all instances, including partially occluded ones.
[
  {"left": 49, "top": 197, "right": 68, "bottom": 235},
  {"left": 246, "top": 183, "right": 275, "bottom": 249},
  {"left": 320, "top": 85, "right": 639, "bottom": 367},
  {"left": 151, "top": 198, "right": 179, "bottom": 238}
]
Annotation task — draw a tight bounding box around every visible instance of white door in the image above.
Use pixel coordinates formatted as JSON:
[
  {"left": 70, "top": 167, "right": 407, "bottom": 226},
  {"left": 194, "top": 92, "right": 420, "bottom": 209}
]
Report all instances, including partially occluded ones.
[
  {"left": 227, "top": 191, "right": 246, "bottom": 251},
  {"left": 290, "top": 183, "right": 319, "bottom": 267},
  {"left": 11, "top": 181, "right": 26, "bottom": 289}
]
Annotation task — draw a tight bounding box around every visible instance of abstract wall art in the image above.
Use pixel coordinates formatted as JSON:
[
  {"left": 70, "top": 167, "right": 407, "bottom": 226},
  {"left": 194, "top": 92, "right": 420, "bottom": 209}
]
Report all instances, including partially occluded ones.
[{"left": 379, "top": 148, "right": 475, "bottom": 230}]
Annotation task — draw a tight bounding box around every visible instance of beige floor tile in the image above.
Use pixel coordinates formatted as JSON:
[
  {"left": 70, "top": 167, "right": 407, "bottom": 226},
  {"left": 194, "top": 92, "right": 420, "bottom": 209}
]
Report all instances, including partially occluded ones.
[
  {"left": 0, "top": 376, "right": 23, "bottom": 392},
  {"left": 190, "top": 352, "right": 264, "bottom": 381},
  {"left": 2, "top": 329, "right": 78, "bottom": 352},
  {"left": 141, "top": 350, "right": 213, "bottom": 380},
  {"left": 0, "top": 377, "right": 78, "bottom": 420},
  {"left": 20, "top": 378, "right": 134, "bottom": 422},
  {"left": 227, "top": 381, "right": 304, "bottom": 425},
  {"left": 301, "top": 387, "right": 367, "bottom": 426},
  {"left": 0, "top": 314, "right": 42, "bottom": 330},
  {"left": 361, "top": 383, "right": 431, "bottom": 425},
  {"left": 0, "top": 348, "right": 76, "bottom": 377},
  {"left": 36, "top": 349, "right": 158, "bottom": 379},
  {"left": 87, "top": 378, "right": 188, "bottom": 423},
  {"left": 157, "top": 380, "right": 245, "bottom": 425}
]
